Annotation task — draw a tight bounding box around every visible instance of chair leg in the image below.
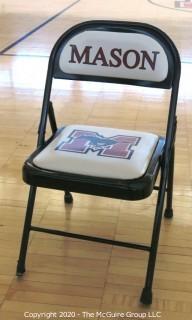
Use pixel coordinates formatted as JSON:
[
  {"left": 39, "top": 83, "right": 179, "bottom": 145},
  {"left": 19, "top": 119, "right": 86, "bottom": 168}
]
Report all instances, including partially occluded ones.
[
  {"left": 16, "top": 186, "right": 37, "bottom": 276},
  {"left": 140, "top": 177, "right": 167, "bottom": 305},
  {"left": 164, "top": 146, "right": 175, "bottom": 219},
  {"left": 64, "top": 191, "right": 73, "bottom": 204}
]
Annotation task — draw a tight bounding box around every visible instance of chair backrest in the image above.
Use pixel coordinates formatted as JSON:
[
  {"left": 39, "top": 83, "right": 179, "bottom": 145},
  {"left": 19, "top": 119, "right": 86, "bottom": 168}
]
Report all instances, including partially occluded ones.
[
  {"left": 39, "top": 21, "right": 181, "bottom": 150},
  {"left": 50, "top": 20, "right": 180, "bottom": 88}
]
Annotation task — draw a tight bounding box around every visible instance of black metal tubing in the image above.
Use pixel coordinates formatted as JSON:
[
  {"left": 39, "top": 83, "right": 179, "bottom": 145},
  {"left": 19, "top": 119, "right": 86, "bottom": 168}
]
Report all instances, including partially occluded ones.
[
  {"left": 154, "top": 186, "right": 168, "bottom": 191},
  {"left": 140, "top": 167, "right": 167, "bottom": 304},
  {"left": 165, "top": 146, "right": 175, "bottom": 211},
  {"left": 30, "top": 225, "right": 150, "bottom": 251},
  {"left": 37, "top": 64, "right": 53, "bottom": 146},
  {"left": 16, "top": 186, "right": 37, "bottom": 275},
  {"left": 48, "top": 101, "right": 57, "bottom": 134}
]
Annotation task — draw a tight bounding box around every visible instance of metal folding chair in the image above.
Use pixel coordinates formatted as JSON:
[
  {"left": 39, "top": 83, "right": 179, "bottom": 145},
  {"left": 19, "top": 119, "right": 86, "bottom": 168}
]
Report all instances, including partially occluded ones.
[{"left": 16, "top": 20, "right": 181, "bottom": 305}]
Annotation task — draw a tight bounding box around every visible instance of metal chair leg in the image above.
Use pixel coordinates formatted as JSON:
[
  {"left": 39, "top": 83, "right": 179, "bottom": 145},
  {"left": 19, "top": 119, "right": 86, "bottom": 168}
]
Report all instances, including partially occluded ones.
[
  {"left": 140, "top": 175, "right": 167, "bottom": 305},
  {"left": 164, "top": 146, "right": 175, "bottom": 219},
  {"left": 64, "top": 191, "right": 73, "bottom": 204},
  {"left": 16, "top": 186, "right": 37, "bottom": 276}
]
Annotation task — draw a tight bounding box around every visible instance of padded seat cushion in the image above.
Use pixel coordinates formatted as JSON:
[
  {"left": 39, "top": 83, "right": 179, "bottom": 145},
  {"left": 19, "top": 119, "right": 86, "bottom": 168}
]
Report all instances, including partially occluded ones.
[{"left": 33, "top": 125, "right": 159, "bottom": 180}]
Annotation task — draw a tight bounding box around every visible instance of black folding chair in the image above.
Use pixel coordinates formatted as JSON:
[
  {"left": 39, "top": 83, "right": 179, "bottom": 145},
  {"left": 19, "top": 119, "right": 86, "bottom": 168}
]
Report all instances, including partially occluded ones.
[{"left": 16, "top": 20, "right": 181, "bottom": 305}]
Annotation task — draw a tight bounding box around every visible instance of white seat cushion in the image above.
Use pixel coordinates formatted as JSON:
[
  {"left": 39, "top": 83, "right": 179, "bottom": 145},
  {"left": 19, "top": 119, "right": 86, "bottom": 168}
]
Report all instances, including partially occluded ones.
[{"left": 33, "top": 125, "right": 159, "bottom": 180}]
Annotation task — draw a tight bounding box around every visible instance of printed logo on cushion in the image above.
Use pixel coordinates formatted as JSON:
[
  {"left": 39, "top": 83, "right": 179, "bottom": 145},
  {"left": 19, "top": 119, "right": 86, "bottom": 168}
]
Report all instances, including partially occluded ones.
[{"left": 56, "top": 130, "right": 141, "bottom": 159}]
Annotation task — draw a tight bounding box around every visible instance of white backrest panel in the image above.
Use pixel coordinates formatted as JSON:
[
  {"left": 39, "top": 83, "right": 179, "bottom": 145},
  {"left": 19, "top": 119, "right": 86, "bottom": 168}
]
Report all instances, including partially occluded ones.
[{"left": 59, "top": 30, "right": 169, "bottom": 82}]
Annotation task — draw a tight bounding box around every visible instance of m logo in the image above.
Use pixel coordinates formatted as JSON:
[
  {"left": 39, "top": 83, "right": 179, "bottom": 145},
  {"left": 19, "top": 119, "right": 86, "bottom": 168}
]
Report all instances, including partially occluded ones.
[{"left": 56, "top": 130, "right": 141, "bottom": 159}]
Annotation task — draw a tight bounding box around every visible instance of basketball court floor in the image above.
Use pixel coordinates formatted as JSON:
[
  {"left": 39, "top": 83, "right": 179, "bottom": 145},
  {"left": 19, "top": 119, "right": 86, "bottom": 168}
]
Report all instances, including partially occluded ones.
[{"left": 0, "top": 1, "right": 192, "bottom": 319}]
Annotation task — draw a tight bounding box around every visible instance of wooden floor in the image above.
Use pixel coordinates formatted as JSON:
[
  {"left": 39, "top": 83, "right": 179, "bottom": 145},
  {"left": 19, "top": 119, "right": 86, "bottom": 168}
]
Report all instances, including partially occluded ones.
[{"left": 0, "top": 0, "right": 192, "bottom": 319}]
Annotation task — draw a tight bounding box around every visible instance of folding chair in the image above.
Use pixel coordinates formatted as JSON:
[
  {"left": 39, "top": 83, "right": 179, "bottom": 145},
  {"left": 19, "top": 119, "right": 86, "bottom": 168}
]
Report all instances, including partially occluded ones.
[{"left": 16, "top": 20, "right": 181, "bottom": 305}]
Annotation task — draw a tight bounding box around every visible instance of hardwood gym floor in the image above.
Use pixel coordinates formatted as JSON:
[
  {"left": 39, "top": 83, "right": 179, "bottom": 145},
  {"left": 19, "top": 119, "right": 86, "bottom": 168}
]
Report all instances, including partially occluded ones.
[{"left": 0, "top": 0, "right": 192, "bottom": 319}]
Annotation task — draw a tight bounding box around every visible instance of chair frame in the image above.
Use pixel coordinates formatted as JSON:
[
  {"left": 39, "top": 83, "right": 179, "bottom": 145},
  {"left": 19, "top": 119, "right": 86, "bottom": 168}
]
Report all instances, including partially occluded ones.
[{"left": 16, "top": 20, "right": 181, "bottom": 305}]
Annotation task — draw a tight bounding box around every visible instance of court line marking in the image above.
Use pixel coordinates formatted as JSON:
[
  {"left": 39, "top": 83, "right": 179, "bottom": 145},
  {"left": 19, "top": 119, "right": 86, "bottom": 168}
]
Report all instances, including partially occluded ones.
[
  {"left": 0, "top": 0, "right": 80, "bottom": 55},
  {"left": 1, "top": 53, "right": 49, "bottom": 58},
  {"left": 147, "top": 0, "right": 192, "bottom": 13}
]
